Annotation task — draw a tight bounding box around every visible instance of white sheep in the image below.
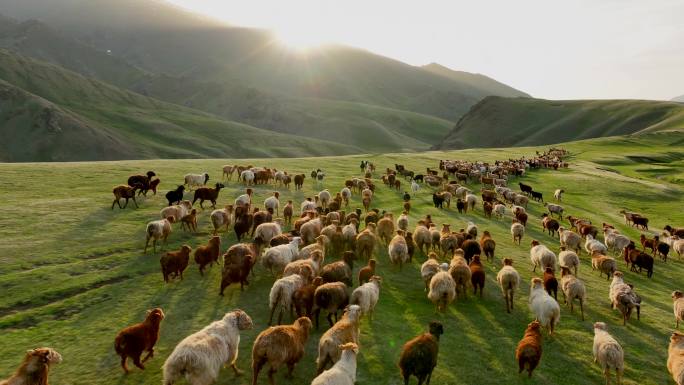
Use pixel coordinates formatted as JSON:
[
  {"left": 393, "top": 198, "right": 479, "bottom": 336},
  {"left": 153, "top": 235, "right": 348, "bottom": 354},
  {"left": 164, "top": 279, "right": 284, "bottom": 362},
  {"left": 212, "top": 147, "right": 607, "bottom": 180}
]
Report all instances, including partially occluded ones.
[
  {"left": 298, "top": 235, "right": 329, "bottom": 265},
  {"left": 528, "top": 277, "right": 560, "bottom": 335},
  {"left": 254, "top": 221, "right": 283, "bottom": 246},
  {"left": 162, "top": 310, "right": 253, "bottom": 384},
  {"left": 604, "top": 228, "right": 631, "bottom": 256},
  {"left": 160, "top": 200, "right": 192, "bottom": 221},
  {"left": 466, "top": 221, "right": 478, "bottom": 238},
  {"left": 262, "top": 237, "right": 302, "bottom": 275},
  {"left": 210, "top": 205, "right": 233, "bottom": 235},
  {"left": 341, "top": 223, "right": 357, "bottom": 251},
  {"left": 264, "top": 192, "right": 280, "bottom": 216},
  {"left": 350, "top": 276, "right": 382, "bottom": 320},
  {"left": 301, "top": 198, "right": 318, "bottom": 213},
  {"left": 559, "top": 248, "right": 580, "bottom": 276},
  {"left": 609, "top": 272, "right": 641, "bottom": 325},
  {"left": 240, "top": 170, "right": 254, "bottom": 185},
  {"left": 268, "top": 274, "right": 304, "bottom": 325},
  {"left": 558, "top": 227, "right": 582, "bottom": 254},
  {"left": 318, "top": 190, "right": 332, "bottom": 209},
  {"left": 144, "top": 217, "right": 174, "bottom": 253},
  {"left": 544, "top": 202, "right": 564, "bottom": 219},
  {"left": 674, "top": 238, "right": 684, "bottom": 258},
  {"left": 560, "top": 267, "right": 586, "bottom": 320},
  {"left": 465, "top": 193, "right": 477, "bottom": 210},
  {"left": 592, "top": 322, "right": 624, "bottom": 385},
  {"left": 511, "top": 222, "right": 525, "bottom": 245},
  {"left": 493, "top": 203, "right": 506, "bottom": 219},
  {"left": 585, "top": 234, "right": 608, "bottom": 255},
  {"left": 454, "top": 186, "right": 470, "bottom": 199},
  {"left": 397, "top": 213, "right": 409, "bottom": 232},
  {"left": 428, "top": 265, "right": 456, "bottom": 312},
  {"left": 340, "top": 187, "right": 352, "bottom": 206},
  {"left": 316, "top": 305, "right": 362, "bottom": 374},
  {"left": 421, "top": 254, "right": 441, "bottom": 292},
  {"left": 496, "top": 259, "right": 520, "bottom": 313},
  {"left": 300, "top": 218, "right": 323, "bottom": 245},
  {"left": 411, "top": 180, "right": 420, "bottom": 192},
  {"left": 553, "top": 189, "right": 564, "bottom": 202},
  {"left": 311, "top": 343, "right": 359, "bottom": 385},
  {"left": 184, "top": 173, "right": 209, "bottom": 190},
  {"left": 672, "top": 291, "right": 684, "bottom": 328},
  {"left": 388, "top": 231, "right": 409, "bottom": 270},
  {"left": 530, "top": 240, "right": 557, "bottom": 272},
  {"left": 513, "top": 194, "right": 529, "bottom": 208},
  {"left": 234, "top": 190, "right": 253, "bottom": 207},
  {"left": 669, "top": 332, "right": 684, "bottom": 385}
]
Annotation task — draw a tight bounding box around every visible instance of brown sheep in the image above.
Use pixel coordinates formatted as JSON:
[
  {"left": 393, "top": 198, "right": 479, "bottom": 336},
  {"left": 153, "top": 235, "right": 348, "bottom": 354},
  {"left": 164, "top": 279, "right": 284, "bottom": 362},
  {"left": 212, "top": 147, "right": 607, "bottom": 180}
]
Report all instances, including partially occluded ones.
[
  {"left": 461, "top": 238, "right": 481, "bottom": 265},
  {"left": 516, "top": 320, "right": 543, "bottom": 377},
  {"left": 358, "top": 259, "right": 377, "bottom": 286},
  {"left": 1, "top": 348, "right": 62, "bottom": 384},
  {"left": 640, "top": 234, "right": 657, "bottom": 255},
  {"left": 469, "top": 255, "right": 485, "bottom": 298},
  {"left": 541, "top": 214, "right": 560, "bottom": 238},
  {"left": 160, "top": 245, "right": 192, "bottom": 283},
  {"left": 355, "top": 223, "right": 378, "bottom": 261},
  {"left": 220, "top": 243, "right": 257, "bottom": 294},
  {"left": 314, "top": 282, "right": 350, "bottom": 329},
  {"left": 192, "top": 236, "right": 221, "bottom": 275},
  {"left": 251, "top": 208, "right": 273, "bottom": 237},
  {"left": 398, "top": 321, "right": 444, "bottom": 385},
  {"left": 111, "top": 184, "right": 139, "bottom": 209},
  {"left": 234, "top": 208, "right": 254, "bottom": 241},
  {"left": 480, "top": 231, "right": 496, "bottom": 262},
  {"left": 251, "top": 317, "right": 313, "bottom": 385},
  {"left": 114, "top": 308, "right": 165, "bottom": 373},
  {"left": 321, "top": 251, "right": 354, "bottom": 286},
  {"left": 192, "top": 182, "right": 225, "bottom": 209},
  {"left": 543, "top": 267, "right": 558, "bottom": 300},
  {"left": 483, "top": 201, "right": 493, "bottom": 218},
  {"left": 283, "top": 200, "right": 294, "bottom": 225},
  {"left": 294, "top": 174, "right": 306, "bottom": 190},
  {"left": 404, "top": 231, "right": 416, "bottom": 262},
  {"left": 179, "top": 208, "right": 198, "bottom": 232},
  {"left": 293, "top": 277, "right": 324, "bottom": 319}
]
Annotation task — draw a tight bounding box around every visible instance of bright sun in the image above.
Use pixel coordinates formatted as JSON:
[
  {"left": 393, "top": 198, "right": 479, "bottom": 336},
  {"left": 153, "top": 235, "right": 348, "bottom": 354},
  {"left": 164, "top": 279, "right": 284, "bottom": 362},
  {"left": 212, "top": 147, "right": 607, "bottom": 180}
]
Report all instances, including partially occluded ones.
[{"left": 275, "top": 26, "right": 329, "bottom": 51}]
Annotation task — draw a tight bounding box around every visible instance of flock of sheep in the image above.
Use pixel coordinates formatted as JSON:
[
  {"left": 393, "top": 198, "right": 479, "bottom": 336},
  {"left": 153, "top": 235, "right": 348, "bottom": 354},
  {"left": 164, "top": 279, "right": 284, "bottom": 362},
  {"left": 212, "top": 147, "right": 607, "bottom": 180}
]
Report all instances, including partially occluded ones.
[{"left": 3, "top": 148, "right": 684, "bottom": 385}]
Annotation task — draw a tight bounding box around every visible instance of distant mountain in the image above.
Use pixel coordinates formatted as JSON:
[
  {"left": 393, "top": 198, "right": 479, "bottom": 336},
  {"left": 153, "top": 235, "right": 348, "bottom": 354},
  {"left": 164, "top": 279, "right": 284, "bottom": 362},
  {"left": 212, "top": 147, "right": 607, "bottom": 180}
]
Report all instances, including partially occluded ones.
[
  {"left": 673, "top": 95, "right": 684, "bottom": 103},
  {"left": 434, "top": 96, "right": 684, "bottom": 150},
  {"left": 421, "top": 63, "right": 529, "bottom": 99},
  {"left": 0, "top": 0, "right": 529, "bottom": 122},
  {"left": 0, "top": 49, "right": 359, "bottom": 161}
]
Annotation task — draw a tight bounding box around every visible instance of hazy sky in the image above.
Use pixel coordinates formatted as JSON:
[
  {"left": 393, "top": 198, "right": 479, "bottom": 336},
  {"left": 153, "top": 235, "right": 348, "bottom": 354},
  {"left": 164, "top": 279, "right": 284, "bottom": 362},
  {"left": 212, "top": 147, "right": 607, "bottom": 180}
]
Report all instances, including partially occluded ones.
[{"left": 167, "top": 0, "right": 684, "bottom": 100}]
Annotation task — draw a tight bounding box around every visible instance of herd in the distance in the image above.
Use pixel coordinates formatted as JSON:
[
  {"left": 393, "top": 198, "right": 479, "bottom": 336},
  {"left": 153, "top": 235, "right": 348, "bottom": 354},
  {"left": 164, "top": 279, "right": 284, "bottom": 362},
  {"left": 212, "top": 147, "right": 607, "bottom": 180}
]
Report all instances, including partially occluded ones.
[{"left": 4, "top": 148, "right": 684, "bottom": 385}]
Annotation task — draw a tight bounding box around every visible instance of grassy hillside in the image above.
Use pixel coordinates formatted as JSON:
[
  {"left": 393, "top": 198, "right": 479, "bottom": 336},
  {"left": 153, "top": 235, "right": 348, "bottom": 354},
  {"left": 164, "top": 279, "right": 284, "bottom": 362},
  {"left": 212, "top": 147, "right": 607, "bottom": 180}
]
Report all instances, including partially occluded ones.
[
  {"left": 435, "top": 96, "right": 684, "bottom": 149},
  {"left": 422, "top": 62, "right": 529, "bottom": 99},
  {"left": 673, "top": 95, "right": 684, "bottom": 103},
  {"left": 0, "top": 132, "right": 682, "bottom": 384},
  {"left": 0, "top": 0, "right": 529, "bottom": 122},
  {"left": 0, "top": 49, "right": 364, "bottom": 161}
]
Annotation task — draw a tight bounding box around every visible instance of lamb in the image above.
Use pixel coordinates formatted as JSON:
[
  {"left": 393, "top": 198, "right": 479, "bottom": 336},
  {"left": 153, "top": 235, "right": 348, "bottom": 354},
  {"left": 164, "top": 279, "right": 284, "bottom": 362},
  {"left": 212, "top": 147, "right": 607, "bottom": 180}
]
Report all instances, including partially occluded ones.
[
  {"left": 559, "top": 227, "right": 582, "bottom": 254},
  {"left": 592, "top": 252, "right": 617, "bottom": 280},
  {"left": 160, "top": 200, "right": 192, "bottom": 222},
  {"left": 529, "top": 240, "right": 557, "bottom": 272},
  {"left": 469, "top": 255, "right": 485, "bottom": 298},
  {"left": 192, "top": 182, "right": 224, "bottom": 209},
  {"left": 389, "top": 230, "right": 410, "bottom": 270},
  {"left": 220, "top": 243, "right": 257, "bottom": 294},
  {"left": 144, "top": 216, "right": 174, "bottom": 254},
  {"left": 184, "top": 172, "right": 209, "bottom": 190},
  {"left": 673, "top": 291, "right": 684, "bottom": 328},
  {"left": 320, "top": 251, "right": 354, "bottom": 286},
  {"left": 398, "top": 321, "right": 444, "bottom": 385},
  {"left": 585, "top": 234, "right": 608, "bottom": 255},
  {"left": 163, "top": 310, "right": 253, "bottom": 385},
  {"left": 358, "top": 259, "right": 377, "bottom": 286},
  {"left": 315, "top": 305, "right": 362, "bottom": 374},
  {"left": 553, "top": 188, "right": 564, "bottom": 201},
  {"left": 210, "top": 205, "right": 234, "bottom": 235},
  {"left": 528, "top": 277, "right": 560, "bottom": 335},
  {"left": 516, "top": 320, "right": 543, "bottom": 377},
  {"left": 421, "top": 253, "right": 441, "bottom": 292},
  {"left": 111, "top": 184, "right": 140, "bottom": 209},
  {"left": 350, "top": 276, "right": 381, "bottom": 320},
  {"left": 314, "top": 282, "right": 350, "bottom": 329},
  {"left": 593, "top": 322, "right": 624, "bottom": 385},
  {"left": 609, "top": 272, "right": 641, "bottom": 325},
  {"left": 558, "top": 247, "right": 580, "bottom": 276},
  {"left": 269, "top": 274, "right": 305, "bottom": 325},
  {"left": 160, "top": 245, "right": 192, "bottom": 283},
  {"left": 114, "top": 308, "right": 165, "bottom": 373},
  {"left": 544, "top": 202, "right": 564, "bottom": 219},
  {"left": 428, "top": 265, "right": 456, "bottom": 312},
  {"left": 179, "top": 209, "right": 198, "bottom": 233},
  {"left": 262, "top": 237, "right": 302, "bottom": 275},
  {"left": 511, "top": 221, "right": 525, "bottom": 245},
  {"left": 560, "top": 267, "right": 586, "bottom": 320},
  {"left": 264, "top": 191, "right": 280, "bottom": 215},
  {"left": 311, "top": 342, "right": 359, "bottom": 385},
  {"left": 668, "top": 332, "right": 684, "bottom": 385},
  {"left": 165, "top": 185, "right": 185, "bottom": 206},
  {"left": 480, "top": 231, "right": 496, "bottom": 262},
  {"left": 194, "top": 236, "right": 221, "bottom": 276},
  {"left": 0, "top": 348, "right": 62, "bottom": 385},
  {"left": 496, "top": 258, "right": 520, "bottom": 313}
]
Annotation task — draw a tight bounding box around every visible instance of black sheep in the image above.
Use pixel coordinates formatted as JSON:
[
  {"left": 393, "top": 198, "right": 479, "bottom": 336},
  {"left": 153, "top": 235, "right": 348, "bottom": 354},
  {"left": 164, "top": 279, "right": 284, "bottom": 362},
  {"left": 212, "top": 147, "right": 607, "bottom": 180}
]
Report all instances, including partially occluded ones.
[
  {"left": 456, "top": 199, "right": 465, "bottom": 214},
  {"left": 432, "top": 193, "right": 445, "bottom": 209},
  {"left": 398, "top": 321, "right": 444, "bottom": 385},
  {"left": 530, "top": 191, "right": 543, "bottom": 202},
  {"left": 165, "top": 185, "right": 185, "bottom": 206}
]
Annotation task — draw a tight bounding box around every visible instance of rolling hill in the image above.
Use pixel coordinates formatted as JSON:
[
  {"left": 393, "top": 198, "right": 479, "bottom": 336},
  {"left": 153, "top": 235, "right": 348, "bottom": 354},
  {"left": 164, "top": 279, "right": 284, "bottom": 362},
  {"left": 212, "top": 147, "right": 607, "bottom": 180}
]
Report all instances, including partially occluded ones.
[
  {"left": 434, "top": 96, "right": 684, "bottom": 149},
  {"left": 673, "top": 94, "right": 684, "bottom": 103},
  {"left": 0, "top": 49, "right": 361, "bottom": 161}
]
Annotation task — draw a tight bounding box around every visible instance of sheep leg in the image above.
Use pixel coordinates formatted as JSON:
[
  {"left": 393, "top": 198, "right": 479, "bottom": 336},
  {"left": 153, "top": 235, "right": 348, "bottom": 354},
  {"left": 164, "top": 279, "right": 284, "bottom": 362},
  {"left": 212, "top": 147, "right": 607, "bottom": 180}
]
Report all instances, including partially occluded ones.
[
  {"left": 616, "top": 368, "right": 623, "bottom": 385},
  {"left": 112, "top": 198, "right": 121, "bottom": 210},
  {"left": 132, "top": 196, "right": 138, "bottom": 208},
  {"left": 231, "top": 363, "right": 243, "bottom": 376},
  {"left": 120, "top": 355, "right": 129, "bottom": 373},
  {"left": 251, "top": 358, "right": 265, "bottom": 385},
  {"left": 141, "top": 348, "right": 154, "bottom": 363},
  {"left": 579, "top": 299, "right": 584, "bottom": 320},
  {"left": 268, "top": 305, "right": 277, "bottom": 326},
  {"left": 604, "top": 368, "right": 611, "bottom": 385},
  {"left": 132, "top": 354, "right": 145, "bottom": 370}
]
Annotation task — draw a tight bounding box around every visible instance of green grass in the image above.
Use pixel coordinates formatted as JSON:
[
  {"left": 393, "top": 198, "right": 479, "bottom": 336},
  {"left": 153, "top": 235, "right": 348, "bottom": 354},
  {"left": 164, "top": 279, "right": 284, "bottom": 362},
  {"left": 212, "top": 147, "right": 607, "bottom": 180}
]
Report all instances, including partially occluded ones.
[
  {"left": 436, "top": 96, "right": 684, "bottom": 150},
  {"left": 0, "top": 132, "right": 683, "bottom": 384}
]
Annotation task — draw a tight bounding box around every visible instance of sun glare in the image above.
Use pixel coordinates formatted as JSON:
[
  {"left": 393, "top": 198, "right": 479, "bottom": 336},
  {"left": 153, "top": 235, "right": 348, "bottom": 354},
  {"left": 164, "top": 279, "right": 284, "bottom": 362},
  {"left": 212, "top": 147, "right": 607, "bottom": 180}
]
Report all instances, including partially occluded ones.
[{"left": 275, "top": 26, "right": 329, "bottom": 51}]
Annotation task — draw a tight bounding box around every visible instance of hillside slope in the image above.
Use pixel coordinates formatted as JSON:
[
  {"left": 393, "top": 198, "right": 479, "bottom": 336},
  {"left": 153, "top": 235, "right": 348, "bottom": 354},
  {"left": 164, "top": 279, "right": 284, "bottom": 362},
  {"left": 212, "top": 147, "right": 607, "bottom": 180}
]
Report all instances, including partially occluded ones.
[
  {"left": 0, "top": 49, "right": 360, "bottom": 161},
  {"left": 434, "top": 96, "right": 684, "bottom": 149},
  {"left": 673, "top": 94, "right": 684, "bottom": 103},
  {"left": 422, "top": 62, "right": 529, "bottom": 98}
]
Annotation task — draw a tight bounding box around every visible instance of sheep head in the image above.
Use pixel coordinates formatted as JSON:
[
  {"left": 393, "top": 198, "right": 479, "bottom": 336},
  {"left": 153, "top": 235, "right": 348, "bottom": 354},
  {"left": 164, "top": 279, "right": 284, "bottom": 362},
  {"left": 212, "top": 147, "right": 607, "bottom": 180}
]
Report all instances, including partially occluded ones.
[
  {"left": 593, "top": 321, "right": 607, "bottom": 331},
  {"left": 229, "top": 309, "right": 253, "bottom": 331},
  {"left": 428, "top": 321, "right": 444, "bottom": 339}
]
